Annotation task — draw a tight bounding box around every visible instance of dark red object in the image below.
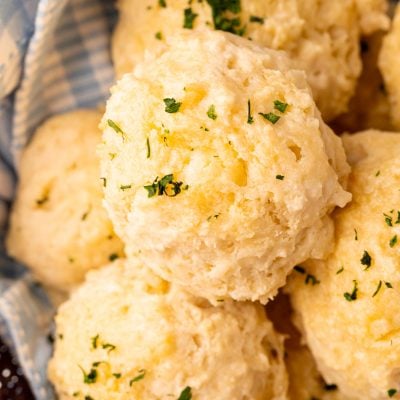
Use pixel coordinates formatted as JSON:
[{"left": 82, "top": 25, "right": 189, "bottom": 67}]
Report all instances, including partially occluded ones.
[{"left": 0, "top": 338, "right": 35, "bottom": 400}]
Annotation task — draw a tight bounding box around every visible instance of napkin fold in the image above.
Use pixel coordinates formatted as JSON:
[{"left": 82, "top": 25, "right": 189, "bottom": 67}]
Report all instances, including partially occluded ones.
[{"left": 0, "top": 1, "right": 116, "bottom": 398}]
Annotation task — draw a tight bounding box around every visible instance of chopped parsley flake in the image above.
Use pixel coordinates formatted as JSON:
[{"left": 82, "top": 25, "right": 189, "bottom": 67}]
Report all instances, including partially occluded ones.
[
  {"left": 354, "top": 228, "right": 358, "bottom": 241},
  {"left": 360, "top": 250, "right": 372, "bottom": 270},
  {"left": 113, "top": 373, "right": 121, "bottom": 379},
  {"left": 183, "top": 8, "right": 198, "bottom": 29},
  {"left": 324, "top": 384, "right": 338, "bottom": 391},
  {"left": 207, "top": 214, "right": 220, "bottom": 221},
  {"left": 92, "top": 361, "right": 107, "bottom": 368},
  {"left": 81, "top": 206, "right": 91, "bottom": 221},
  {"left": 109, "top": 253, "right": 119, "bottom": 262},
  {"left": 384, "top": 213, "right": 393, "bottom": 227},
  {"left": 344, "top": 280, "right": 358, "bottom": 302},
  {"left": 276, "top": 175, "right": 285, "bottom": 180},
  {"left": 158, "top": 0, "right": 166, "bottom": 7},
  {"left": 294, "top": 265, "right": 305, "bottom": 274},
  {"left": 206, "top": 0, "right": 245, "bottom": 36},
  {"left": 207, "top": 105, "right": 217, "bottom": 120},
  {"left": 386, "top": 282, "right": 393, "bottom": 289},
  {"left": 91, "top": 334, "right": 99, "bottom": 349},
  {"left": 120, "top": 184, "right": 132, "bottom": 191},
  {"left": 102, "top": 343, "right": 116, "bottom": 353},
  {"left": 107, "top": 119, "right": 126, "bottom": 140},
  {"left": 163, "top": 98, "right": 181, "bottom": 113},
  {"left": 249, "top": 15, "right": 264, "bottom": 24},
  {"left": 144, "top": 174, "right": 185, "bottom": 197},
  {"left": 178, "top": 386, "right": 192, "bottom": 400},
  {"left": 247, "top": 99, "right": 254, "bottom": 124},
  {"left": 376, "top": 170, "right": 381, "bottom": 177},
  {"left": 294, "top": 266, "right": 319, "bottom": 285},
  {"left": 100, "top": 177, "right": 107, "bottom": 187},
  {"left": 372, "top": 280, "right": 382, "bottom": 297},
  {"left": 396, "top": 211, "right": 400, "bottom": 224},
  {"left": 336, "top": 266, "right": 344, "bottom": 274},
  {"left": 129, "top": 370, "right": 146, "bottom": 385},
  {"left": 79, "top": 366, "right": 97, "bottom": 384},
  {"left": 388, "top": 389, "right": 397, "bottom": 397},
  {"left": 85, "top": 396, "right": 94, "bottom": 400},
  {"left": 155, "top": 31, "right": 162, "bottom": 40},
  {"left": 274, "top": 100, "right": 288, "bottom": 113},
  {"left": 146, "top": 137, "right": 151, "bottom": 158},
  {"left": 390, "top": 235, "right": 398, "bottom": 248},
  {"left": 259, "top": 112, "right": 280, "bottom": 124},
  {"left": 305, "top": 274, "right": 320, "bottom": 286},
  {"left": 144, "top": 183, "right": 157, "bottom": 197}
]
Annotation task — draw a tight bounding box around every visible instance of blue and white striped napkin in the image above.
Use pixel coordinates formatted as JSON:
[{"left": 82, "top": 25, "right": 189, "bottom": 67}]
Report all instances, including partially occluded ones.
[{"left": 0, "top": 1, "right": 116, "bottom": 398}]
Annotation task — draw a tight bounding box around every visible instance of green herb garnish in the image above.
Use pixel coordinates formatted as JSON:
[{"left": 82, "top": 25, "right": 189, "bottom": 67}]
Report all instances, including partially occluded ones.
[
  {"left": 102, "top": 343, "right": 116, "bottom": 353},
  {"left": 324, "top": 384, "right": 338, "bottom": 391},
  {"left": 81, "top": 206, "right": 91, "bottom": 221},
  {"left": 247, "top": 99, "right": 254, "bottom": 124},
  {"left": 360, "top": 250, "right": 372, "bottom": 270},
  {"left": 206, "top": 0, "right": 245, "bottom": 36},
  {"left": 113, "top": 373, "right": 121, "bottom": 378},
  {"left": 91, "top": 334, "right": 99, "bottom": 349},
  {"left": 178, "top": 386, "right": 192, "bottom": 400},
  {"left": 207, "top": 105, "right": 217, "bottom": 120},
  {"left": 129, "top": 369, "right": 146, "bottom": 385},
  {"left": 305, "top": 274, "right": 320, "bottom": 286},
  {"left": 372, "top": 280, "right": 382, "bottom": 297},
  {"left": 386, "top": 282, "right": 393, "bottom": 288},
  {"left": 159, "top": 0, "right": 166, "bottom": 7},
  {"left": 294, "top": 266, "right": 305, "bottom": 274},
  {"left": 79, "top": 366, "right": 97, "bottom": 384},
  {"left": 183, "top": 8, "right": 198, "bottom": 29},
  {"left": 344, "top": 280, "right": 358, "bottom": 302},
  {"left": 100, "top": 177, "right": 107, "bottom": 187},
  {"left": 249, "top": 15, "right": 264, "bottom": 24},
  {"left": 109, "top": 253, "right": 119, "bottom": 262},
  {"left": 390, "top": 235, "right": 398, "bottom": 248},
  {"left": 207, "top": 214, "right": 220, "bottom": 221},
  {"left": 336, "top": 266, "right": 344, "bottom": 275},
  {"left": 107, "top": 119, "right": 126, "bottom": 140},
  {"left": 384, "top": 213, "right": 393, "bottom": 227},
  {"left": 294, "top": 266, "right": 319, "bottom": 285},
  {"left": 163, "top": 98, "right": 181, "bottom": 113},
  {"left": 120, "top": 184, "right": 132, "bottom": 191},
  {"left": 276, "top": 175, "right": 284, "bottom": 180},
  {"left": 388, "top": 389, "right": 397, "bottom": 397},
  {"left": 354, "top": 228, "right": 358, "bottom": 241},
  {"left": 259, "top": 112, "right": 280, "bottom": 124},
  {"left": 146, "top": 137, "right": 151, "bottom": 158},
  {"left": 155, "top": 31, "right": 162, "bottom": 40},
  {"left": 274, "top": 100, "right": 288, "bottom": 113},
  {"left": 144, "top": 174, "right": 185, "bottom": 197}
]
